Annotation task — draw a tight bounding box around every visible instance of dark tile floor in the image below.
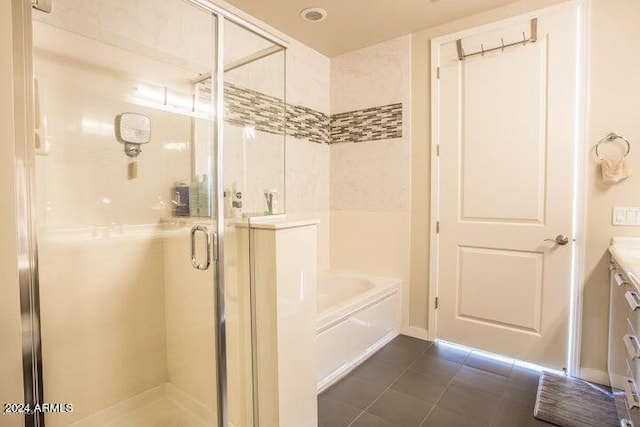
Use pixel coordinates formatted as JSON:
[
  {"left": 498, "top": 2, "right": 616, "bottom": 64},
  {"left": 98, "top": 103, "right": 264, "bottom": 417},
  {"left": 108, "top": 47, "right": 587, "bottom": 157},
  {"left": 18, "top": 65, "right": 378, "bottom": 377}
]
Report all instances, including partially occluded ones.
[{"left": 318, "top": 335, "right": 554, "bottom": 427}]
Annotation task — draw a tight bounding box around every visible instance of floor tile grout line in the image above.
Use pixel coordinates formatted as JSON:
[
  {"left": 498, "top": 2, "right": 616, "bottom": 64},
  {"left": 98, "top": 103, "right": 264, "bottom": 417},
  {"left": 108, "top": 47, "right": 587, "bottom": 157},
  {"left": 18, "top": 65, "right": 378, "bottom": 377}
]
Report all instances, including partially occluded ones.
[
  {"left": 417, "top": 348, "right": 472, "bottom": 426},
  {"left": 344, "top": 408, "right": 366, "bottom": 427},
  {"left": 464, "top": 359, "right": 516, "bottom": 427},
  {"left": 335, "top": 340, "right": 527, "bottom": 426},
  {"left": 346, "top": 341, "right": 435, "bottom": 427},
  {"left": 329, "top": 338, "right": 545, "bottom": 427},
  {"left": 418, "top": 347, "right": 518, "bottom": 426},
  {"left": 376, "top": 342, "right": 476, "bottom": 426},
  {"left": 406, "top": 344, "right": 517, "bottom": 425},
  {"left": 440, "top": 359, "right": 516, "bottom": 427}
]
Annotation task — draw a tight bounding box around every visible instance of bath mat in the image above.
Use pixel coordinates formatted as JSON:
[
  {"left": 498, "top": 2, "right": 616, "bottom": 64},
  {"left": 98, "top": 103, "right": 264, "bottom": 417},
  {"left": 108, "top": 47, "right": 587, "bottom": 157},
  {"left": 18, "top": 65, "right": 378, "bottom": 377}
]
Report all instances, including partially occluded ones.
[{"left": 534, "top": 372, "right": 618, "bottom": 427}]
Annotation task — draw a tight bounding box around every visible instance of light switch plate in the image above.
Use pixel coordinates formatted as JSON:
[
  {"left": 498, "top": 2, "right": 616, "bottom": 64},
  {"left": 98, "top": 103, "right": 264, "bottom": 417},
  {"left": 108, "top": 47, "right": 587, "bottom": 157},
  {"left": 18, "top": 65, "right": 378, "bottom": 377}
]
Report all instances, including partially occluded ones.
[{"left": 613, "top": 207, "right": 640, "bottom": 226}]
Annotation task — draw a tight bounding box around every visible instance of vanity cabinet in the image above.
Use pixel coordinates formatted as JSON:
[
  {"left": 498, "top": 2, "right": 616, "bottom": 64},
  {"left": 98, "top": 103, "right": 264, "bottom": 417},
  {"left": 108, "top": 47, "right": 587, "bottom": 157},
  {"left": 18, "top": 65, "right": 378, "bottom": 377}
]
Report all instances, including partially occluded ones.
[{"left": 609, "top": 238, "right": 640, "bottom": 427}]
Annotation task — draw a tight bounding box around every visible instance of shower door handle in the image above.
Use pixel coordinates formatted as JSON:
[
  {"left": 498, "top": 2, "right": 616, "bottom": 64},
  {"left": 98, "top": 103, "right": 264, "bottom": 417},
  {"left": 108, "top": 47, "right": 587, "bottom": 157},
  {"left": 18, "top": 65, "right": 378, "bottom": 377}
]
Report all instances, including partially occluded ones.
[{"left": 191, "top": 225, "right": 211, "bottom": 270}]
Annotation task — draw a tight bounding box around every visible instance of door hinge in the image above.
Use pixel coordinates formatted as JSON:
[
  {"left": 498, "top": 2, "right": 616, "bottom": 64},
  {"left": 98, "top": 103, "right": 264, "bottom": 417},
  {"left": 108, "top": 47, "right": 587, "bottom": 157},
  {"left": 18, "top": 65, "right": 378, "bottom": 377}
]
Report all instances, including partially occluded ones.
[
  {"left": 436, "top": 144, "right": 440, "bottom": 157},
  {"left": 435, "top": 297, "right": 439, "bottom": 309},
  {"left": 436, "top": 67, "right": 440, "bottom": 79},
  {"left": 436, "top": 221, "right": 440, "bottom": 234}
]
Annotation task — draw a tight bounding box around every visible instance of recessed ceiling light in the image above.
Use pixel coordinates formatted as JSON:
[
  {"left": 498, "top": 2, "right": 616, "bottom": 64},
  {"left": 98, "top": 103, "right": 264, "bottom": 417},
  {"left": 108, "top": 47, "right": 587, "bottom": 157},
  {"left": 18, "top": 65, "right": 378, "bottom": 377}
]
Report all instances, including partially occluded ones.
[{"left": 300, "top": 7, "right": 327, "bottom": 22}]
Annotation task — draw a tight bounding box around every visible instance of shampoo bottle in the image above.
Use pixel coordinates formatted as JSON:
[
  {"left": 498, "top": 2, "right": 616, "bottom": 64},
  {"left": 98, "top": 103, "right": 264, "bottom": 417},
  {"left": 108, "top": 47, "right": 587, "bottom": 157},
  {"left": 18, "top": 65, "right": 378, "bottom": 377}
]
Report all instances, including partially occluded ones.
[
  {"left": 199, "top": 174, "right": 211, "bottom": 217},
  {"left": 231, "top": 182, "right": 243, "bottom": 219},
  {"left": 189, "top": 177, "right": 200, "bottom": 217}
]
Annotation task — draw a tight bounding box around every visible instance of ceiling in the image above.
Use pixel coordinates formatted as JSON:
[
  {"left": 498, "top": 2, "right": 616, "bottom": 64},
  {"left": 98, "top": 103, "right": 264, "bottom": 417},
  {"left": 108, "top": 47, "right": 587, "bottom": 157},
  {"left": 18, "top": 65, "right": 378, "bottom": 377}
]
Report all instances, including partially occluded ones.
[{"left": 223, "top": 0, "right": 525, "bottom": 57}]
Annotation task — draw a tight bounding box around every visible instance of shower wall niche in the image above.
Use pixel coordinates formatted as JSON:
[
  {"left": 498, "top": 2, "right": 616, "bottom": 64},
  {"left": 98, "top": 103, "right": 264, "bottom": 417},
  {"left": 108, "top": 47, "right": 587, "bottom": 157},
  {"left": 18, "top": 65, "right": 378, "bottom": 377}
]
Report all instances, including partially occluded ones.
[{"left": 31, "top": 1, "right": 286, "bottom": 426}]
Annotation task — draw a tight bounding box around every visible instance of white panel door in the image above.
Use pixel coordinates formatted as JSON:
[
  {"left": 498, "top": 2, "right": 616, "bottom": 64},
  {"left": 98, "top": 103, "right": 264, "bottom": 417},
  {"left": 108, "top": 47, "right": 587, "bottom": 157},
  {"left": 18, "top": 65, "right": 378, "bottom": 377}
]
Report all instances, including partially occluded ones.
[{"left": 435, "top": 5, "right": 580, "bottom": 370}]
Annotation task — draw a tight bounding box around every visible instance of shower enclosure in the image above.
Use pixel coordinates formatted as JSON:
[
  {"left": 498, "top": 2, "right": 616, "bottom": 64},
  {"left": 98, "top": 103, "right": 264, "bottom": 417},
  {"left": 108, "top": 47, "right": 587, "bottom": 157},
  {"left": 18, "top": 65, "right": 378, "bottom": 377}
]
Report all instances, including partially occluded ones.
[{"left": 15, "top": 0, "right": 286, "bottom": 426}]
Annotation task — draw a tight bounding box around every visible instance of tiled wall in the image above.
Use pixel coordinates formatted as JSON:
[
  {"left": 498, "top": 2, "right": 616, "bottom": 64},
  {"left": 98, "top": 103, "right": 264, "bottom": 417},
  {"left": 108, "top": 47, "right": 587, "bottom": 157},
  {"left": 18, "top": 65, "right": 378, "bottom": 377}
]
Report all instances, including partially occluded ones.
[
  {"left": 285, "top": 104, "right": 330, "bottom": 144},
  {"left": 32, "top": 18, "right": 199, "bottom": 426},
  {"left": 218, "top": 32, "right": 413, "bottom": 329},
  {"left": 225, "top": 82, "right": 403, "bottom": 146},
  {"left": 329, "top": 35, "right": 412, "bottom": 332},
  {"left": 330, "top": 103, "right": 403, "bottom": 144},
  {"left": 29, "top": 1, "right": 330, "bottom": 424},
  {"left": 224, "top": 82, "right": 285, "bottom": 134},
  {"left": 330, "top": 36, "right": 412, "bottom": 212}
]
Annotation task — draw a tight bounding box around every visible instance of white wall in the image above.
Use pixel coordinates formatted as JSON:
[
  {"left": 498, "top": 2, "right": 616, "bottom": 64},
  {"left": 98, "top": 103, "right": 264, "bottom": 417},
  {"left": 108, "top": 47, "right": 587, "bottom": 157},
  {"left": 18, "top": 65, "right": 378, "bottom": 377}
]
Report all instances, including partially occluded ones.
[
  {"left": 329, "top": 35, "right": 413, "bottom": 331},
  {"left": 582, "top": 0, "right": 640, "bottom": 373},
  {"left": 409, "top": 0, "right": 640, "bottom": 376}
]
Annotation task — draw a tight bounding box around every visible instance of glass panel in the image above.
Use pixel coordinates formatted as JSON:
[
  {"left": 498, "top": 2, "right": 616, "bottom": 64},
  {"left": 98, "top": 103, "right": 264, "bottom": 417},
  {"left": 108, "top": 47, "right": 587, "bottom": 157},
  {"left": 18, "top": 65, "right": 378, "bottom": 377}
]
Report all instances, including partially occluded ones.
[
  {"left": 221, "top": 20, "right": 286, "bottom": 427},
  {"left": 31, "top": 2, "right": 220, "bottom": 426},
  {"left": 222, "top": 21, "right": 286, "bottom": 218}
]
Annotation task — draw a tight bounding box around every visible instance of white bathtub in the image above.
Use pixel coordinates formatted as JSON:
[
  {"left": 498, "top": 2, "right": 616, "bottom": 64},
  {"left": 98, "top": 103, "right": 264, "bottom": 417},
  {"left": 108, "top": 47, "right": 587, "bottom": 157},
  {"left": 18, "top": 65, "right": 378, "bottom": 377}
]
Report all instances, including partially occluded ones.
[{"left": 316, "top": 273, "right": 402, "bottom": 392}]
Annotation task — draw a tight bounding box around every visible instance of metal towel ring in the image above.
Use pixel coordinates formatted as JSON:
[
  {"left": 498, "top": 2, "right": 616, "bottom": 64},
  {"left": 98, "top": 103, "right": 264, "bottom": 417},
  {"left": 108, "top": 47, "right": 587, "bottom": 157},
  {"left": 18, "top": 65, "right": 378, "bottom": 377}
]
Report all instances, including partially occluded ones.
[{"left": 595, "top": 132, "right": 631, "bottom": 161}]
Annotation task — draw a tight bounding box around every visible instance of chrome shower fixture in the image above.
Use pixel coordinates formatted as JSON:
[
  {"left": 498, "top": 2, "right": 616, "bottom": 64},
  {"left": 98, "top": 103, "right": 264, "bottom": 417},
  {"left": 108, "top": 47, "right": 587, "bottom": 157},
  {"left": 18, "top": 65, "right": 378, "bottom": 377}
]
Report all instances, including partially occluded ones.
[{"left": 115, "top": 113, "right": 151, "bottom": 158}]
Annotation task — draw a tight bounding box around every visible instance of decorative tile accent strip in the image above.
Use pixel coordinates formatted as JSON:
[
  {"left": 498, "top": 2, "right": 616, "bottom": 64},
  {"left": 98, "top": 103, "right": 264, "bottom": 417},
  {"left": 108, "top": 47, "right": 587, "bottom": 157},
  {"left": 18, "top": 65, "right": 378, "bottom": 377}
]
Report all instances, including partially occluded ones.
[
  {"left": 330, "top": 103, "right": 403, "bottom": 144},
  {"left": 285, "top": 104, "right": 330, "bottom": 144},
  {"left": 206, "top": 81, "right": 402, "bottom": 144},
  {"left": 224, "top": 82, "right": 330, "bottom": 144},
  {"left": 224, "top": 82, "right": 285, "bottom": 135}
]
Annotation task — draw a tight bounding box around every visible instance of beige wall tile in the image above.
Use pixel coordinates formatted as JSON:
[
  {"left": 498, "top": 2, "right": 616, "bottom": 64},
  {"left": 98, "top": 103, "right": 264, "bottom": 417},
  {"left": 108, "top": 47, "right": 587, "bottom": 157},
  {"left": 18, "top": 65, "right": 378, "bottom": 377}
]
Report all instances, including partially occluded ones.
[
  {"left": 34, "top": 0, "right": 212, "bottom": 72},
  {"left": 330, "top": 138, "right": 410, "bottom": 212},
  {"left": 330, "top": 211, "right": 411, "bottom": 328},
  {"left": 286, "top": 138, "right": 330, "bottom": 213},
  {"left": 39, "top": 233, "right": 169, "bottom": 426},
  {"left": 287, "top": 39, "right": 331, "bottom": 115},
  {"left": 331, "top": 35, "right": 411, "bottom": 115},
  {"left": 328, "top": 36, "right": 411, "bottom": 331}
]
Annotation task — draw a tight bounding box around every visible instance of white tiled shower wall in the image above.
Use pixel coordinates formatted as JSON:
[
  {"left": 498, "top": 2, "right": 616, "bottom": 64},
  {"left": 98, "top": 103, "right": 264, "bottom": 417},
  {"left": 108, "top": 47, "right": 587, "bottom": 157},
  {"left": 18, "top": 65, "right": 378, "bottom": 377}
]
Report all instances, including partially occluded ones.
[
  {"left": 32, "top": 0, "right": 416, "bottom": 293},
  {"left": 330, "top": 36, "right": 413, "bottom": 330},
  {"left": 35, "top": 0, "right": 332, "bottom": 267},
  {"left": 31, "top": 4, "right": 415, "bottom": 424},
  {"left": 31, "top": 0, "right": 331, "bottom": 423},
  {"left": 283, "top": 38, "right": 331, "bottom": 272}
]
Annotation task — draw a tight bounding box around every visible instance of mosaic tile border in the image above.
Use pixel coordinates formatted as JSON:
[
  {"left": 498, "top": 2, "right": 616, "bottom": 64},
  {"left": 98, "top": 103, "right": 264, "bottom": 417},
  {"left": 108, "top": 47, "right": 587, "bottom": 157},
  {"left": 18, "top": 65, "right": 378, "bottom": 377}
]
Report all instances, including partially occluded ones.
[
  {"left": 223, "top": 82, "right": 402, "bottom": 144},
  {"left": 224, "top": 82, "right": 285, "bottom": 135},
  {"left": 286, "top": 104, "right": 330, "bottom": 145},
  {"left": 330, "top": 103, "right": 403, "bottom": 144},
  {"left": 225, "top": 82, "right": 329, "bottom": 144}
]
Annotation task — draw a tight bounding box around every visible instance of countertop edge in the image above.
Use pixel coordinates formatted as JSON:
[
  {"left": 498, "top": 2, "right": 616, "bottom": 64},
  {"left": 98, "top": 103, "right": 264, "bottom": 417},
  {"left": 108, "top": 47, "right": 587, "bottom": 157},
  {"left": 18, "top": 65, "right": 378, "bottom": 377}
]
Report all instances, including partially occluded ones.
[{"left": 609, "top": 244, "right": 640, "bottom": 291}]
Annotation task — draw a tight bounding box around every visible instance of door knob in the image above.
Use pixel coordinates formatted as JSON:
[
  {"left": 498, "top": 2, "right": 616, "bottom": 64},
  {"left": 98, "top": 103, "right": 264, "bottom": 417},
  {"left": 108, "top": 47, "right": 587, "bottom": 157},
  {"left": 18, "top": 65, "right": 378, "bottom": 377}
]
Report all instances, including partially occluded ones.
[{"left": 544, "top": 234, "right": 570, "bottom": 246}]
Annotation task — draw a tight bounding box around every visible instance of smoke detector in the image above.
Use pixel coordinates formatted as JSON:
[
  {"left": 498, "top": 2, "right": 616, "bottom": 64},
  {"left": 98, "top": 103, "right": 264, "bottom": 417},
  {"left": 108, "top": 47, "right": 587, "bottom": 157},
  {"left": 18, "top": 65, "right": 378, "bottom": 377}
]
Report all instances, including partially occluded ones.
[{"left": 300, "top": 7, "right": 327, "bottom": 22}]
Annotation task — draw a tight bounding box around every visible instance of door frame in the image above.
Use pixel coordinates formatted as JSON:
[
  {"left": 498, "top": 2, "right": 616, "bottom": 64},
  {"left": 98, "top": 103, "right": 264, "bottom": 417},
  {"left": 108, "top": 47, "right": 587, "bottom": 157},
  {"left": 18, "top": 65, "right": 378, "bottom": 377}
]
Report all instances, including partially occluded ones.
[{"left": 428, "top": 0, "right": 588, "bottom": 377}]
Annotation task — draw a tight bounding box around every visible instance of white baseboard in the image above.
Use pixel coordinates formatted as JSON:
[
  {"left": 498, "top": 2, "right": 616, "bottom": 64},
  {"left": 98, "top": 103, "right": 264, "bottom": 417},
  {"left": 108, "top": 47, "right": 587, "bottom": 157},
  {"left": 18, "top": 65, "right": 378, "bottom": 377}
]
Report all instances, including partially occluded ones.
[
  {"left": 578, "top": 367, "right": 610, "bottom": 386},
  {"left": 401, "top": 326, "right": 429, "bottom": 341}
]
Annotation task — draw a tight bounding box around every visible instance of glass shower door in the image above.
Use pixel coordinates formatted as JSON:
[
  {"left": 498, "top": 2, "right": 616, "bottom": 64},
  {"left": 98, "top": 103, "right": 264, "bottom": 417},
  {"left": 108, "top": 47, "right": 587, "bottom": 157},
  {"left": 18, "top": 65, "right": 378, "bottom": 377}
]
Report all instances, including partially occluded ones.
[
  {"left": 31, "top": 2, "right": 227, "bottom": 426},
  {"left": 221, "top": 20, "right": 286, "bottom": 427}
]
